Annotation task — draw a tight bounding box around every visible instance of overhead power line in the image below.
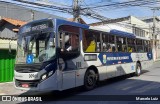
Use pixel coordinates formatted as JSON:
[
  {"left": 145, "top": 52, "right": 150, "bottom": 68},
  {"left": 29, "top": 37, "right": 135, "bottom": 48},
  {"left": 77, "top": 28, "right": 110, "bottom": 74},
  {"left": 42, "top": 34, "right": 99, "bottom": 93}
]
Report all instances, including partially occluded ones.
[
  {"left": 81, "top": 0, "right": 160, "bottom": 10},
  {"left": 4, "top": 0, "right": 160, "bottom": 23}
]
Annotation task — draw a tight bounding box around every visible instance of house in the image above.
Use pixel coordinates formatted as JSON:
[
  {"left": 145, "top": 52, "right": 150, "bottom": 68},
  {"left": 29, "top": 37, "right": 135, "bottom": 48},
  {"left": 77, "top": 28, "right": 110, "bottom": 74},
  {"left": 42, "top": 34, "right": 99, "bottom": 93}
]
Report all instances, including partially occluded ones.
[{"left": 0, "top": 17, "right": 26, "bottom": 82}]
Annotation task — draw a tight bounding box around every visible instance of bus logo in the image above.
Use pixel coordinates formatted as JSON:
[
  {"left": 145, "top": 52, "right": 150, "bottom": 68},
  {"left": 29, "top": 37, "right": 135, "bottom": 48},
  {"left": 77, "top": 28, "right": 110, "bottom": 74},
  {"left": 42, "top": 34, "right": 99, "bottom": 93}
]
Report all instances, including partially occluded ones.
[
  {"left": 103, "top": 54, "right": 107, "bottom": 64},
  {"left": 26, "top": 54, "right": 34, "bottom": 64}
]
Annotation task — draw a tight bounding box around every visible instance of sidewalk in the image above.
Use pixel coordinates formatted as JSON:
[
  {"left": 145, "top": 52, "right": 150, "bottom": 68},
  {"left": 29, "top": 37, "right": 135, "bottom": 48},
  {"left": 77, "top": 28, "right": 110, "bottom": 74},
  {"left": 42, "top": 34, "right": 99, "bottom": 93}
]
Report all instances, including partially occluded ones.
[{"left": 0, "top": 82, "right": 27, "bottom": 95}]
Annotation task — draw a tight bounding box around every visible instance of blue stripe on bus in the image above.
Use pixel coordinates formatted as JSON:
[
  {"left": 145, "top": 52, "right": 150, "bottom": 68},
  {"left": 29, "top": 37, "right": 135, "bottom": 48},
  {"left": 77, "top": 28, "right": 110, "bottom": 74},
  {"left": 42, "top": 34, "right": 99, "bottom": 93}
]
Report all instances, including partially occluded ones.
[
  {"left": 147, "top": 52, "right": 152, "bottom": 60},
  {"left": 98, "top": 52, "right": 133, "bottom": 65},
  {"left": 98, "top": 52, "right": 152, "bottom": 65}
]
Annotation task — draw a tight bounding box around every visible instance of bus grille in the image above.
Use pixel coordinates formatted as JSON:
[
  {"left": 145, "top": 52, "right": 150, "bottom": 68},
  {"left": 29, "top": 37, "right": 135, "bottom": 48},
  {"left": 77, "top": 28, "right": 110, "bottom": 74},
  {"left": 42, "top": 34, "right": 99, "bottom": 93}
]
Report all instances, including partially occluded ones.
[
  {"left": 15, "top": 79, "right": 39, "bottom": 88},
  {"left": 15, "top": 64, "right": 41, "bottom": 73}
]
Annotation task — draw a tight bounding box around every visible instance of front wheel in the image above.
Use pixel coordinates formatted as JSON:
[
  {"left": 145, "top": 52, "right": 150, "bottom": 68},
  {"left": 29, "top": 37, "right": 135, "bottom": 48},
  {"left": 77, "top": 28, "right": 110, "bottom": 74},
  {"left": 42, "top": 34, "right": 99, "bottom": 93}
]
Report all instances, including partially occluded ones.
[
  {"left": 84, "top": 70, "right": 98, "bottom": 90},
  {"left": 135, "top": 63, "right": 141, "bottom": 76}
]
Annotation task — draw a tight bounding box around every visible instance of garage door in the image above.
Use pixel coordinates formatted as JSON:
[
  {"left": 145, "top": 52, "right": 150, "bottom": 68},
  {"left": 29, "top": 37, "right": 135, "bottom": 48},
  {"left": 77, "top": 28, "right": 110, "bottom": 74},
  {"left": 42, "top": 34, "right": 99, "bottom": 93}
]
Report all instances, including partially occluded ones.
[{"left": 0, "top": 50, "right": 16, "bottom": 82}]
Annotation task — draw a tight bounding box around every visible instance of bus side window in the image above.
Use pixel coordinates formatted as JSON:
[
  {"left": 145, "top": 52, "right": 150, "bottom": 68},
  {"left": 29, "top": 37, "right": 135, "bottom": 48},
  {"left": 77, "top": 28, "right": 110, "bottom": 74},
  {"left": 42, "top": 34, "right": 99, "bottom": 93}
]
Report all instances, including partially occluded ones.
[
  {"left": 58, "top": 25, "right": 80, "bottom": 60},
  {"left": 127, "top": 38, "right": 136, "bottom": 52},
  {"left": 83, "top": 30, "right": 100, "bottom": 53}
]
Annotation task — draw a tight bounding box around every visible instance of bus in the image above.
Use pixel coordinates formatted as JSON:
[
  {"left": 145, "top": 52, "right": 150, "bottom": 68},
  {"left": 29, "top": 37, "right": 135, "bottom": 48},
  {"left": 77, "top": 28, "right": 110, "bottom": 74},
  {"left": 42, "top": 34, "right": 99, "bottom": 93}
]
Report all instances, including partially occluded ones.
[{"left": 14, "top": 18, "right": 153, "bottom": 91}]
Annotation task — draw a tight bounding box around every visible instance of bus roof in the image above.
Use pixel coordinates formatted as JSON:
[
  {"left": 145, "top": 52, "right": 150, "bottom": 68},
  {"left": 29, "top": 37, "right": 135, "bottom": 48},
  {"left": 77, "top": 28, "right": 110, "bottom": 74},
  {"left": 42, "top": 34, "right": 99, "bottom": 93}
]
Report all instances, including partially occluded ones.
[
  {"left": 110, "top": 29, "right": 135, "bottom": 38},
  {"left": 55, "top": 18, "right": 89, "bottom": 29},
  {"left": 136, "top": 36, "right": 150, "bottom": 40},
  {"left": 90, "top": 26, "right": 110, "bottom": 33},
  {"left": 20, "top": 18, "right": 150, "bottom": 41}
]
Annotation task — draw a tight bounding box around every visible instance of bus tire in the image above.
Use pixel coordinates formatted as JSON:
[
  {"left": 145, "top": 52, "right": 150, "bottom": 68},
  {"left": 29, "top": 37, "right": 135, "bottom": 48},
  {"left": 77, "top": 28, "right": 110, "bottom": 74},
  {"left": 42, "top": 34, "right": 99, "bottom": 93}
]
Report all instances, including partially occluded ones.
[
  {"left": 84, "top": 69, "right": 97, "bottom": 90},
  {"left": 135, "top": 63, "right": 141, "bottom": 76}
]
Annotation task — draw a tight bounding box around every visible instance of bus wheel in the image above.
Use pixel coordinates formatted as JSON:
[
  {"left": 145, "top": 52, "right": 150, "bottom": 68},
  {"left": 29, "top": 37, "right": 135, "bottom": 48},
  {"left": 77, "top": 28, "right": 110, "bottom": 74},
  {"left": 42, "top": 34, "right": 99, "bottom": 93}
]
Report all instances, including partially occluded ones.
[
  {"left": 84, "top": 70, "right": 97, "bottom": 90},
  {"left": 135, "top": 63, "right": 141, "bottom": 76}
]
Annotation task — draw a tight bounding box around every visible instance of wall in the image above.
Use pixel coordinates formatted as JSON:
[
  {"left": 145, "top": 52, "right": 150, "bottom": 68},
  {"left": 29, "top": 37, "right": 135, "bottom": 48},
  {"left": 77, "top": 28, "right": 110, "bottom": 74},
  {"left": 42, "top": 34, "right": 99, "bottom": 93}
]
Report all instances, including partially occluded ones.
[{"left": 0, "top": 39, "right": 17, "bottom": 50}]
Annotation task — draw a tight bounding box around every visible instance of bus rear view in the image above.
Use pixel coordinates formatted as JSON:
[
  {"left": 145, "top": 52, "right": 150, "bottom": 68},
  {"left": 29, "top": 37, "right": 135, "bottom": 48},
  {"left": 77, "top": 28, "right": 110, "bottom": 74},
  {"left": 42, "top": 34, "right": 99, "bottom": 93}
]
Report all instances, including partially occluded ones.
[{"left": 14, "top": 19, "right": 57, "bottom": 91}]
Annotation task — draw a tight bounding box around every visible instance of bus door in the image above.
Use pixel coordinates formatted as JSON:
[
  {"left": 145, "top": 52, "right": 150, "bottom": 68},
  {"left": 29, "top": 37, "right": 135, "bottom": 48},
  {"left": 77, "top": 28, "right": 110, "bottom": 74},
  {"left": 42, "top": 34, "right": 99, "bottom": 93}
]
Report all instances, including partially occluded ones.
[
  {"left": 58, "top": 25, "right": 80, "bottom": 90},
  {"left": 61, "top": 60, "right": 77, "bottom": 90}
]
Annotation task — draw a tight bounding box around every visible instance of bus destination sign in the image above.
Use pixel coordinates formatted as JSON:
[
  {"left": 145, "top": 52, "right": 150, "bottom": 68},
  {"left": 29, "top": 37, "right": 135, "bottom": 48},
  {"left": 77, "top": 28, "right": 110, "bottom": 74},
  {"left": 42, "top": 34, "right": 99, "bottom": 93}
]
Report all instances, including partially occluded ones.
[{"left": 20, "top": 21, "right": 53, "bottom": 33}]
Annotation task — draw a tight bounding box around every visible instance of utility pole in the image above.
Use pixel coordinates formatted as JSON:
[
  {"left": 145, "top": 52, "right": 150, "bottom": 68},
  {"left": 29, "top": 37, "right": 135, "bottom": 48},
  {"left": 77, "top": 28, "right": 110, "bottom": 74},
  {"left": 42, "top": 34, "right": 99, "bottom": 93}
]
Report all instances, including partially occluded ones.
[
  {"left": 31, "top": 10, "right": 34, "bottom": 21},
  {"left": 73, "top": 0, "right": 80, "bottom": 22},
  {"left": 152, "top": 8, "right": 158, "bottom": 61}
]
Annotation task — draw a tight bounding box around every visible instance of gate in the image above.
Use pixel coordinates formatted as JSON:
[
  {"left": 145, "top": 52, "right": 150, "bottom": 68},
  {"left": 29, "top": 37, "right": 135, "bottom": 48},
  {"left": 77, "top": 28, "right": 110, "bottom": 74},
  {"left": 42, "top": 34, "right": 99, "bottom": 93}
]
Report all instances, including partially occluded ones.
[{"left": 0, "top": 50, "right": 16, "bottom": 82}]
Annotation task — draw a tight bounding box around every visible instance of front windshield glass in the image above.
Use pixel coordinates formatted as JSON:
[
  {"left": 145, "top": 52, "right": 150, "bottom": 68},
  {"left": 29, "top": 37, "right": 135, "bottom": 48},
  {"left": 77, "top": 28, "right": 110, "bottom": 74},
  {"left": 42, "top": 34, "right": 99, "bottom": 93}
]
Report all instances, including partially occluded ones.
[{"left": 16, "top": 32, "right": 56, "bottom": 64}]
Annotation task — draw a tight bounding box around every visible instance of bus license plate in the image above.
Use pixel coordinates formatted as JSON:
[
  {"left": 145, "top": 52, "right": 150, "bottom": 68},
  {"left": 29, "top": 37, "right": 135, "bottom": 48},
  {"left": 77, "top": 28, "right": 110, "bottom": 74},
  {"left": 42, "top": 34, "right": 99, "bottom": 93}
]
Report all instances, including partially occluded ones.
[{"left": 22, "top": 84, "right": 29, "bottom": 88}]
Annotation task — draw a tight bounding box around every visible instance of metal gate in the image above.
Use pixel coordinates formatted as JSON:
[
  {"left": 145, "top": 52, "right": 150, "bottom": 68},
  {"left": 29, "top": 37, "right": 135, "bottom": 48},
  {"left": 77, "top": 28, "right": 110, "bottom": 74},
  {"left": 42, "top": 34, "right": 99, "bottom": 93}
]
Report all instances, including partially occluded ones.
[{"left": 0, "top": 50, "right": 16, "bottom": 82}]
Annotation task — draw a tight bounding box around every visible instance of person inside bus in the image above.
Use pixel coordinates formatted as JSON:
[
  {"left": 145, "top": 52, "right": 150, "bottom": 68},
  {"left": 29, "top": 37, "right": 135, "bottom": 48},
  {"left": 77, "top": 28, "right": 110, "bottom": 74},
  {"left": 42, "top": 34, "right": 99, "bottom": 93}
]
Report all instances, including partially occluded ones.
[
  {"left": 85, "top": 37, "right": 96, "bottom": 52},
  {"left": 64, "top": 34, "right": 72, "bottom": 52},
  {"left": 102, "top": 43, "right": 107, "bottom": 51},
  {"left": 39, "top": 41, "right": 56, "bottom": 62},
  {"left": 106, "top": 44, "right": 112, "bottom": 52},
  {"left": 65, "top": 42, "right": 72, "bottom": 51},
  {"left": 128, "top": 47, "right": 132, "bottom": 52},
  {"left": 61, "top": 33, "right": 72, "bottom": 52}
]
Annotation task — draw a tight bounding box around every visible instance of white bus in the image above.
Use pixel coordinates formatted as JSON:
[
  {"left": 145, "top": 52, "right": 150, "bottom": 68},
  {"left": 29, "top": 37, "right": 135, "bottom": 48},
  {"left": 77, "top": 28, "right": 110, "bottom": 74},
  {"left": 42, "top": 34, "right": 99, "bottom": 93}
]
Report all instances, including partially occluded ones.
[{"left": 14, "top": 18, "right": 153, "bottom": 91}]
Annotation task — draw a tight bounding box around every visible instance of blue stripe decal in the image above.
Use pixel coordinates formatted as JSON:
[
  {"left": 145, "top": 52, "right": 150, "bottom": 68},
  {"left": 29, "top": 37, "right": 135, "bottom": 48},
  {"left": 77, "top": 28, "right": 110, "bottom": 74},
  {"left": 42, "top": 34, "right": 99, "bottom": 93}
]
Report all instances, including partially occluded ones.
[{"left": 98, "top": 52, "right": 133, "bottom": 65}]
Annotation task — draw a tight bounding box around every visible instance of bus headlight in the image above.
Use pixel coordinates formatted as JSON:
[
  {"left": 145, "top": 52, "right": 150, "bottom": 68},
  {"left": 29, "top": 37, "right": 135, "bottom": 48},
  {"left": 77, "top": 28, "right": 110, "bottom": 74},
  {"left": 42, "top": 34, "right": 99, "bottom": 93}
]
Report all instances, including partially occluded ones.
[
  {"left": 48, "top": 70, "right": 53, "bottom": 76},
  {"left": 42, "top": 74, "right": 47, "bottom": 80},
  {"left": 41, "top": 70, "right": 54, "bottom": 81}
]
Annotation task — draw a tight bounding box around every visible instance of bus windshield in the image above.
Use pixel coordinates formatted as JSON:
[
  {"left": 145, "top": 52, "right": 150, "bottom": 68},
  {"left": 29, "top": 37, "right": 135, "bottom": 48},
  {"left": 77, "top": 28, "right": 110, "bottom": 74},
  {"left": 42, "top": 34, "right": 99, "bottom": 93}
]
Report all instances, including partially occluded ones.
[{"left": 16, "top": 32, "right": 56, "bottom": 64}]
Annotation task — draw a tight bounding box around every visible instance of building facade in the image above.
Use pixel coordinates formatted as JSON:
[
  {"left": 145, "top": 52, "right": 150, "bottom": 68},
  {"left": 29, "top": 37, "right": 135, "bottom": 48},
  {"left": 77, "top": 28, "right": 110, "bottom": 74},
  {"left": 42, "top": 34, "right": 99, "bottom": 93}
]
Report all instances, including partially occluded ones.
[{"left": 142, "top": 16, "right": 160, "bottom": 60}]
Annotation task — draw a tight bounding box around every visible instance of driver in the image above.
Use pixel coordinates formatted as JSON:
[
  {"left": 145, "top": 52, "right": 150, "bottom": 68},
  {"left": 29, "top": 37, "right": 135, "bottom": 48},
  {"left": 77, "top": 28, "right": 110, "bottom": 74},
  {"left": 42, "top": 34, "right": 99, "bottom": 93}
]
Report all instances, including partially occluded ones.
[{"left": 38, "top": 42, "right": 55, "bottom": 62}]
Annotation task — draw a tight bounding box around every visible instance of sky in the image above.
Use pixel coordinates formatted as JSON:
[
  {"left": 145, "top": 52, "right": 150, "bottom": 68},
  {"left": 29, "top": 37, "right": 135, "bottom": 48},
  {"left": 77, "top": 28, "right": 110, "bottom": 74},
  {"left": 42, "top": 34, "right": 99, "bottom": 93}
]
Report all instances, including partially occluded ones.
[{"left": 1, "top": 0, "right": 160, "bottom": 24}]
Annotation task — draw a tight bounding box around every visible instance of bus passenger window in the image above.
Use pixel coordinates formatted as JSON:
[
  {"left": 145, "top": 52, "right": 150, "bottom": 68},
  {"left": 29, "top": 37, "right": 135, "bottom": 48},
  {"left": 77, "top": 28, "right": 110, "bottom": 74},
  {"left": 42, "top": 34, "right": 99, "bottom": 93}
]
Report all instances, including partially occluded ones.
[
  {"left": 83, "top": 29, "right": 100, "bottom": 53},
  {"left": 127, "top": 38, "right": 136, "bottom": 52},
  {"left": 58, "top": 25, "right": 80, "bottom": 60}
]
